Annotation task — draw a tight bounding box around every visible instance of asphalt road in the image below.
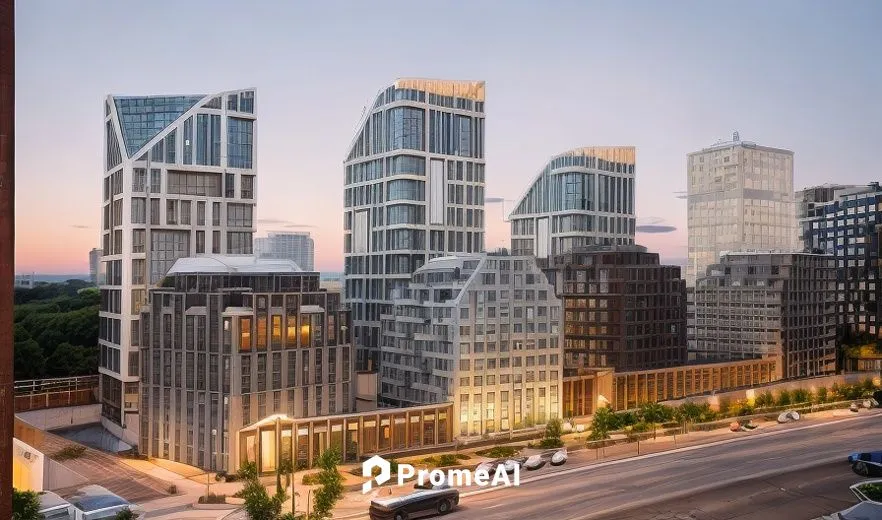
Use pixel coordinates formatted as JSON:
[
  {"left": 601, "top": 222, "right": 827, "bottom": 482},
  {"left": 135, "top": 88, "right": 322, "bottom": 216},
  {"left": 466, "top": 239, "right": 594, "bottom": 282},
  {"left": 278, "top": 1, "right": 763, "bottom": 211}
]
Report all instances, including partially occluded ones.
[{"left": 445, "top": 413, "right": 882, "bottom": 520}]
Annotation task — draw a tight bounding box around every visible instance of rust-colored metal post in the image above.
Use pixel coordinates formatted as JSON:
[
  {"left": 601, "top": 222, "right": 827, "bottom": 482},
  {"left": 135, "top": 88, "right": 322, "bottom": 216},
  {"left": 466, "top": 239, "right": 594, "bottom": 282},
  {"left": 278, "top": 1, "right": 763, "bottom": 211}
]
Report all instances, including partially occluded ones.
[{"left": 0, "top": 0, "right": 14, "bottom": 515}]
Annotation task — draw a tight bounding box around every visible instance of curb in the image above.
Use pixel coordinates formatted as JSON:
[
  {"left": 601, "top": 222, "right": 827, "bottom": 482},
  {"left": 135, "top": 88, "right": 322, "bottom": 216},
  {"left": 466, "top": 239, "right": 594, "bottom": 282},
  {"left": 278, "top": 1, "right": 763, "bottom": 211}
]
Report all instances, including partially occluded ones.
[{"left": 459, "top": 411, "right": 880, "bottom": 498}]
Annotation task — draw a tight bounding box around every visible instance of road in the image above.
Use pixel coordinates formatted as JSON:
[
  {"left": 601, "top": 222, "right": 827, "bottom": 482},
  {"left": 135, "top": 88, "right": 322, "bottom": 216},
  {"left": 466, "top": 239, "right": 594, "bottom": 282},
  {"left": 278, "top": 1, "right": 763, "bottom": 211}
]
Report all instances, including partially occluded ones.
[{"left": 444, "top": 413, "right": 881, "bottom": 520}]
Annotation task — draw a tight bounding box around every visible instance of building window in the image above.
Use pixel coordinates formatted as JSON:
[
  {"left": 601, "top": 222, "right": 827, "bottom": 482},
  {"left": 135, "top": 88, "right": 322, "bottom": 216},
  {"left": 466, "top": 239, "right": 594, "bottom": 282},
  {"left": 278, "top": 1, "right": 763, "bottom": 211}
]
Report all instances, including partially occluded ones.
[
  {"left": 300, "top": 315, "right": 311, "bottom": 346},
  {"left": 286, "top": 314, "right": 297, "bottom": 347},
  {"left": 271, "top": 315, "right": 282, "bottom": 348},
  {"left": 239, "top": 317, "right": 252, "bottom": 352},
  {"left": 256, "top": 316, "right": 267, "bottom": 350},
  {"left": 228, "top": 118, "right": 254, "bottom": 169},
  {"left": 227, "top": 203, "right": 253, "bottom": 227},
  {"left": 241, "top": 175, "right": 254, "bottom": 199}
]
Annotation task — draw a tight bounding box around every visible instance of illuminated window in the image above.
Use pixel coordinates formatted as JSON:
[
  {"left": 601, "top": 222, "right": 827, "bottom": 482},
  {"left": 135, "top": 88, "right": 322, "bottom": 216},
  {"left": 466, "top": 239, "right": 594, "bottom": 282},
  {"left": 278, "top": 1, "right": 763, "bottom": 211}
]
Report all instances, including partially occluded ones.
[
  {"left": 239, "top": 317, "right": 252, "bottom": 352},
  {"left": 256, "top": 316, "right": 267, "bottom": 349},
  {"left": 300, "top": 316, "right": 311, "bottom": 347},
  {"left": 271, "top": 315, "right": 282, "bottom": 348},
  {"left": 286, "top": 314, "right": 297, "bottom": 347}
]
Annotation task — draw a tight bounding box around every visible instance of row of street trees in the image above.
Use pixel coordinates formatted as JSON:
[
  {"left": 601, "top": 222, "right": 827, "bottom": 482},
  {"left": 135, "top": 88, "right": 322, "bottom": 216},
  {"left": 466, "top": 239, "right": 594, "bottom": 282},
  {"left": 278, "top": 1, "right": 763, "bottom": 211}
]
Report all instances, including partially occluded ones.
[{"left": 239, "top": 448, "right": 344, "bottom": 520}]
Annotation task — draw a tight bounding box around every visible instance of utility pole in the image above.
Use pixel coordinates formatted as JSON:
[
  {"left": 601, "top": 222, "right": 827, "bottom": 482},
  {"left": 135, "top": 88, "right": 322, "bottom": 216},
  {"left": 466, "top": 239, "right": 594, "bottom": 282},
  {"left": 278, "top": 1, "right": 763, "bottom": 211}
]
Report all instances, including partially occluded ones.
[{"left": 0, "top": 0, "right": 15, "bottom": 516}]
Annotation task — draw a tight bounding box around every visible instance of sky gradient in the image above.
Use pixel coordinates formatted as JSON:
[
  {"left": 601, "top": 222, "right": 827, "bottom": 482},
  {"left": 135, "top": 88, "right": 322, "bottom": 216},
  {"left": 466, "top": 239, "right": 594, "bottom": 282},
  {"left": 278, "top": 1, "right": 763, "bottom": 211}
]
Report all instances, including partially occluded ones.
[{"left": 15, "top": 0, "right": 882, "bottom": 273}]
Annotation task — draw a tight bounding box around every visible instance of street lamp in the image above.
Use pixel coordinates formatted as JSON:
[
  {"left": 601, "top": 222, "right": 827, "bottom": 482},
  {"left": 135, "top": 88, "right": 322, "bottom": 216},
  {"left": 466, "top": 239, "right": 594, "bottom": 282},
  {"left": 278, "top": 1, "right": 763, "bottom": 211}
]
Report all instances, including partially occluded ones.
[{"left": 206, "top": 428, "right": 217, "bottom": 500}]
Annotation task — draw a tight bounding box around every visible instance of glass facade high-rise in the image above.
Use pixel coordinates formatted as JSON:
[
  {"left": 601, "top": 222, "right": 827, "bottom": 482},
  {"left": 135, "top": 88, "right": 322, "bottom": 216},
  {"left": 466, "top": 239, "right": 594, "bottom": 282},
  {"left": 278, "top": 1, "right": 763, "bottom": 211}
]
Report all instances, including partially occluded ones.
[
  {"left": 686, "top": 133, "right": 798, "bottom": 286},
  {"left": 509, "top": 147, "right": 636, "bottom": 262},
  {"left": 99, "top": 90, "right": 257, "bottom": 444},
  {"left": 343, "top": 78, "right": 486, "bottom": 373},
  {"left": 798, "top": 183, "right": 882, "bottom": 346},
  {"left": 254, "top": 231, "right": 315, "bottom": 271}
]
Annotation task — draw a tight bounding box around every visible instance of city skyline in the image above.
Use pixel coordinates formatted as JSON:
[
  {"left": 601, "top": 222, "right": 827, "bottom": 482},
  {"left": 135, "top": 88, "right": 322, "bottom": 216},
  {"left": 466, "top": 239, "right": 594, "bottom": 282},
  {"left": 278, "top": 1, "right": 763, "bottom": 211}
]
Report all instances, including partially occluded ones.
[{"left": 15, "top": 0, "right": 882, "bottom": 273}]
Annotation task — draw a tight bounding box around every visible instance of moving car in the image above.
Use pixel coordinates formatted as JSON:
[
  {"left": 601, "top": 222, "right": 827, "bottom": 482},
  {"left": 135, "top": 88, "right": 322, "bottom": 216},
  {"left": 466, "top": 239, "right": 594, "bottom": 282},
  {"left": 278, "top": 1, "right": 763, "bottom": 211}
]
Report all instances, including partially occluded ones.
[
  {"left": 847, "top": 450, "right": 882, "bottom": 464},
  {"left": 369, "top": 482, "right": 460, "bottom": 520},
  {"left": 851, "top": 453, "right": 882, "bottom": 478}
]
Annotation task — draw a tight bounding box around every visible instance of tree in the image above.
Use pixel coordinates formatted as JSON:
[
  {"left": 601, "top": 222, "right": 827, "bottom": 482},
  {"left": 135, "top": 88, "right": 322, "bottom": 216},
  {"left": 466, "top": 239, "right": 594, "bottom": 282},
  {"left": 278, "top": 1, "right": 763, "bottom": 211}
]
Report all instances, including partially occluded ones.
[
  {"left": 310, "top": 449, "right": 344, "bottom": 520},
  {"left": 12, "top": 488, "right": 42, "bottom": 520},
  {"left": 46, "top": 342, "right": 97, "bottom": 377},
  {"left": 14, "top": 339, "right": 45, "bottom": 379},
  {"left": 114, "top": 508, "right": 137, "bottom": 519},
  {"left": 237, "top": 461, "right": 287, "bottom": 520},
  {"left": 539, "top": 418, "right": 564, "bottom": 448},
  {"left": 588, "top": 406, "right": 616, "bottom": 441}
]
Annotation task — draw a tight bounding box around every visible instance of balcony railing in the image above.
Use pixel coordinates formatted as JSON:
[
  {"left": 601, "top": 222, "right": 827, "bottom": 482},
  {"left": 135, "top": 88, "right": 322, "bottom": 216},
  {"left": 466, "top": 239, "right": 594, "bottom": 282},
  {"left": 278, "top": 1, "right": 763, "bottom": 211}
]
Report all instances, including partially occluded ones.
[{"left": 13, "top": 375, "right": 99, "bottom": 412}]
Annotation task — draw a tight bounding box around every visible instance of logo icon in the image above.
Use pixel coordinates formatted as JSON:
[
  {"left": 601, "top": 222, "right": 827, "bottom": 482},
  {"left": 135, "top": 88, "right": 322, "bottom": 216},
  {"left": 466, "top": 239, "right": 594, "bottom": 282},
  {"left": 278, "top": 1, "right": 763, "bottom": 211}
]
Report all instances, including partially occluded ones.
[{"left": 362, "top": 455, "right": 391, "bottom": 493}]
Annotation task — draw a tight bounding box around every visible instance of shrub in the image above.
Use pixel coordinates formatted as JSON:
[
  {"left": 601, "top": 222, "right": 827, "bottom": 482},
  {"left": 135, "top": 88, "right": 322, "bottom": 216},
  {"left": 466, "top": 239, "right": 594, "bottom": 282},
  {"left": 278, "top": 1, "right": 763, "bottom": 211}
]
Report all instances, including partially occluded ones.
[
  {"left": 792, "top": 388, "right": 811, "bottom": 404},
  {"left": 198, "top": 493, "right": 226, "bottom": 504},
  {"left": 857, "top": 482, "right": 882, "bottom": 502},
  {"left": 476, "top": 446, "right": 520, "bottom": 459},
  {"left": 538, "top": 437, "right": 564, "bottom": 448},
  {"left": 477, "top": 446, "right": 520, "bottom": 459},
  {"left": 678, "top": 401, "right": 716, "bottom": 423},
  {"left": 735, "top": 401, "right": 755, "bottom": 416},
  {"left": 13, "top": 489, "right": 41, "bottom": 520},
  {"left": 815, "top": 387, "right": 829, "bottom": 403},
  {"left": 215, "top": 470, "right": 228, "bottom": 482},
  {"left": 302, "top": 473, "right": 322, "bottom": 485},
  {"left": 755, "top": 391, "right": 774, "bottom": 408},
  {"left": 114, "top": 509, "right": 137, "bottom": 520},
  {"left": 237, "top": 461, "right": 259, "bottom": 481},
  {"left": 776, "top": 390, "right": 792, "bottom": 406},
  {"left": 53, "top": 445, "right": 86, "bottom": 461},
  {"left": 421, "top": 454, "right": 467, "bottom": 467}
]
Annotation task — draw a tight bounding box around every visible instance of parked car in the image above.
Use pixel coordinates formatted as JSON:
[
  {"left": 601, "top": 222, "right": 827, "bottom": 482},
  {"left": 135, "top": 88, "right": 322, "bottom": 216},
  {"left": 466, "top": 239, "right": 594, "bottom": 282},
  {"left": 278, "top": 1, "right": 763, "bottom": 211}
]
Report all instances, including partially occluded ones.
[
  {"left": 823, "top": 479, "right": 882, "bottom": 519},
  {"left": 369, "top": 482, "right": 460, "bottom": 520}
]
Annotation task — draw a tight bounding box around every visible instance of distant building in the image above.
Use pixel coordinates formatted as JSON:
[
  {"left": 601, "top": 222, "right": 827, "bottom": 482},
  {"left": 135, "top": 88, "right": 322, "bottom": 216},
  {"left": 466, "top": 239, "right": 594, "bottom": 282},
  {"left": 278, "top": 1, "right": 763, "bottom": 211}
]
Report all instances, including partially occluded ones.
[
  {"left": 13, "top": 273, "right": 36, "bottom": 289},
  {"left": 89, "top": 248, "right": 102, "bottom": 285},
  {"left": 254, "top": 231, "right": 315, "bottom": 271},
  {"left": 139, "top": 255, "right": 353, "bottom": 471},
  {"left": 100, "top": 89, "right": 257, "bottom": 444},
  {"left": 689, "top": 251, "right": 836, "bottom": 379},
  {"left": 509, "top": 147, "right": 636, "bottom": 261},
  {"left": 797, "top": 183, "right": 882, "bottom": 346},
  {"left": 381, "top": 253, "right": 564, "bottom": 436},
  {"left": 686, "top": 133, "right": 798, "bottom": 286},
  {"left": 343, "top": 78, "right": 487, "bottom": 372}
]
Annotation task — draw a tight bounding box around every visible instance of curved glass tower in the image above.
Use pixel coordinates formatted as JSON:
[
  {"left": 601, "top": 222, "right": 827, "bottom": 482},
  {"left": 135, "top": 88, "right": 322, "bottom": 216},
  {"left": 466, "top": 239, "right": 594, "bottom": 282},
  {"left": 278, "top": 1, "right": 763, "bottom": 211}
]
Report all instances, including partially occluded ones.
[
  {"left": 509, "top": 147, "right": 636, "bottom": 261},
  {"left": 343, "top": 78, "right": 487, "bottom": 372}
]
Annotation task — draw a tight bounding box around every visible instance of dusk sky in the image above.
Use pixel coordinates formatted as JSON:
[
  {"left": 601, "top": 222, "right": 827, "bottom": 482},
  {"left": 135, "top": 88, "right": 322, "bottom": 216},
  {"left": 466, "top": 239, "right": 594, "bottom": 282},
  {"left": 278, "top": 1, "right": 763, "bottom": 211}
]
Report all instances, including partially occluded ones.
[{"left": 15, "top": 0, "right": 882, "bottom": 274}]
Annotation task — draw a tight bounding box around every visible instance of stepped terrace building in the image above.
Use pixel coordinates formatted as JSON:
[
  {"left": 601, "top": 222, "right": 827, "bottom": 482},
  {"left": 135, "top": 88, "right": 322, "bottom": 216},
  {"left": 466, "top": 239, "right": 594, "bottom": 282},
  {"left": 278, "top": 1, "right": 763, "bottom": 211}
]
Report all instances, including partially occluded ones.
[{"left": 380, "top": 252, "right": 564, "bottom": 436}]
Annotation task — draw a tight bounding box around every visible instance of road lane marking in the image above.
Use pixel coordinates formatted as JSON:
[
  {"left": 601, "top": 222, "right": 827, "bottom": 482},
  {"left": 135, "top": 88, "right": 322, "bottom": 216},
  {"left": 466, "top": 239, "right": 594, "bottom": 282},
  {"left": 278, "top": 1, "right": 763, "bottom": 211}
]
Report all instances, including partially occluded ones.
[
  {"left": 460, "top": 412, "right": 880, "bottom": 499},
  {"left": 566, "top": 454, "right": 846, "bottom": 520}
]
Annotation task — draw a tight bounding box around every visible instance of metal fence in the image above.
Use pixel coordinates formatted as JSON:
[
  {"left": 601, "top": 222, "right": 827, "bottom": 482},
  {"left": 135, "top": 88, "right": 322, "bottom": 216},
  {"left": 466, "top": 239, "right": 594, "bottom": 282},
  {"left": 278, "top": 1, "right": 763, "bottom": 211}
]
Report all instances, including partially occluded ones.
[{"left": 13, "top": 375, "right": 99, "bottom": 412}]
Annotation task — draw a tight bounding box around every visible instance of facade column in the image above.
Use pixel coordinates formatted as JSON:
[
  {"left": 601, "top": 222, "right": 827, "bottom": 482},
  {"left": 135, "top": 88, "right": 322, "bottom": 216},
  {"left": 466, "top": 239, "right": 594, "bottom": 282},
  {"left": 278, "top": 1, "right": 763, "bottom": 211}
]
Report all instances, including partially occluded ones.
[{"left": 0, "top": 0, "right": 14, "bottom": 515}]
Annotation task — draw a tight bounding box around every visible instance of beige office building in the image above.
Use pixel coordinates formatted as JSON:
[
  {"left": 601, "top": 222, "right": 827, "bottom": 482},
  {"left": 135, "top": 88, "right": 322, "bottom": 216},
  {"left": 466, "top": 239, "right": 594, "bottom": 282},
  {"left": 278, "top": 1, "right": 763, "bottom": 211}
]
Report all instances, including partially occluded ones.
[{"left": 686, "top": 133, "right": 798, "bottom": 286}]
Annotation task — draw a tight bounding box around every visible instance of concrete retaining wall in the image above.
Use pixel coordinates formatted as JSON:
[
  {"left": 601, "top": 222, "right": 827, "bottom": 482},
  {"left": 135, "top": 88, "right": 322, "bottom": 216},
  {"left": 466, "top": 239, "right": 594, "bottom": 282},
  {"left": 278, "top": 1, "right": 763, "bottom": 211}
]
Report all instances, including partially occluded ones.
[
  {"left": 16, "top": 404, "right": 101, "bottom": 431},
  {"left": 662, "top": 372, "right": 880, "bottom": 410}
]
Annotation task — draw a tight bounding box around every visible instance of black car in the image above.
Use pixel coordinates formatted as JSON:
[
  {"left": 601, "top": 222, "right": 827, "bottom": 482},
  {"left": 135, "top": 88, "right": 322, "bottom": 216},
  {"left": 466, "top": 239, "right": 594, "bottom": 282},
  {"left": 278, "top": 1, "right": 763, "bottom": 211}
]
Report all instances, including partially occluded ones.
[
  {"left": 851, "top": 453, "right": 882, "bottom": 478},
  {"left": 368, "top": 482, "right": 460, "bottom": 520}
]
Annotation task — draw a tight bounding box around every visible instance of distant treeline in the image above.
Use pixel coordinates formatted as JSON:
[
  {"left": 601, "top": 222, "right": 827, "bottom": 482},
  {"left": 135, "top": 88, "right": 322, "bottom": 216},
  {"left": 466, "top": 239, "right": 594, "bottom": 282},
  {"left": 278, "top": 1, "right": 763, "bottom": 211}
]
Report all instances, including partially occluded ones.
[{"left": 14, "top": 279, "right": 99, "bottom": 380}]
